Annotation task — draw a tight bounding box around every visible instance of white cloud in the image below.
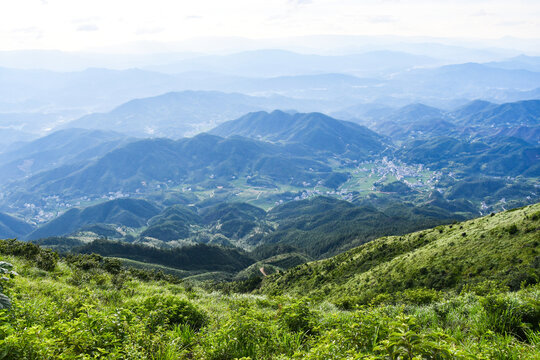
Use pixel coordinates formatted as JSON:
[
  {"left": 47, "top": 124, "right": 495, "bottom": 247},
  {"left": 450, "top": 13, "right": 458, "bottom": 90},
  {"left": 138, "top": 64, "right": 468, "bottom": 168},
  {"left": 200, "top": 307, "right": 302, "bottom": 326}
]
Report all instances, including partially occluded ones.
[
  {"left": 136, "top": 27, "right": 165, "bottom": 35},
  {"left": 77, "top": 24, "right": 99, "bottom": 32},
  {"left": 289, "top": 0, "right": 313, "bottom": 5},
  {"left": 0, "top": 0, "right": 538, "bottom": 51}
]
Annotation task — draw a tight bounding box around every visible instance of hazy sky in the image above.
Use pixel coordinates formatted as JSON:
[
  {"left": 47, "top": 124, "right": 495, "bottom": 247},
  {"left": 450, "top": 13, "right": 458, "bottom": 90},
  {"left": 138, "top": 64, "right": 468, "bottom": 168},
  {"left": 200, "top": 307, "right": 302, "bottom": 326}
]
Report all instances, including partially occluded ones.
[{"left": 2, "top": 0, "right": 539, "bottom": 52}]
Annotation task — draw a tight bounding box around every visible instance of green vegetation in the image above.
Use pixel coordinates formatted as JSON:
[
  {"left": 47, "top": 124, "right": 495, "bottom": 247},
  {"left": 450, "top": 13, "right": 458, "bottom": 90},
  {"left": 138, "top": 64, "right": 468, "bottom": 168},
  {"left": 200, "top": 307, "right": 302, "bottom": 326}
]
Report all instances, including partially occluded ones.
[
  {"left": 262, "top": 196, "right": 462, "bottom": 258},
  {"left": 0, "top": 203, "right": 538, "bottom": 358},
  {"left": 74, "top": 240, "right": 254, "bottom": 273},
  {"left": 26, "top": 199, "right": 161, "bottom": 240},
  {"left": 260, "top": 203, "right": 540, "bottom": 304}
]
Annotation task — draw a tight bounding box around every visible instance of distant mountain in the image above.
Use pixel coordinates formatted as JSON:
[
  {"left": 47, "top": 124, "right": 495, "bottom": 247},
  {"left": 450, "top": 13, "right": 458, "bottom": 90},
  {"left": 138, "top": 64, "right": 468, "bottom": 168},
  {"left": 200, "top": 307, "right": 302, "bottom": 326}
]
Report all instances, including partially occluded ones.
[
  {"left": 75, "top": 240, "right": 255, "bottom": 273},
  {"left": 5, "top": 133, "right": 335, "bottom": 205},
  {"left": 147, "top": 49, "right": 439, "bottom": 77},
  {"left": 140, "top": 205, "right": 201, "bottom": 242},
  {"left": 200, "top": 202, "right": 268, "bottom": 240},
  {"left": 498, "top": 87, "right": 540, "bottom": 103},
  {"left": 218, "top": 73, "right": 381, "bottom": 101},
  {"left": 452, "top": 100, "right": 540, "bottom": 126},
  {"left": 0, "top": 128, "right": 36, "bottom": 152},
  {"left": 486, "top": 55, "right": 540, "bottom": 72},
  {"left": 65, "top": 91, "right": 320, "bottom": 138},
  {"left": 374, "top": 119, "right": 456, "bottom": 140},
  {"left": 330, "top": 103, "right": 396, "bottom": 123},
  {"left": 0, "top": 128, "right": 129, "bottom": 184},
  {"left": 26, "top": 198, "right": 160, "bottom": 240},
  {"left": 491, "top": 126, "right": 540, "bottom": 144},
  {"left": 363, "top": 100, "right": 540, "bottom": 141},
  {"left": 0, "top": 67, "right": 182, "bottom": 113},
  {"left": 0, "top": 212, "right": 34, "bottom": 239},
  {"left": 396, "top": 136, "right": 540, "bottom": 177},
  {"left": 450, "top": 100, "right": 498, "bottom": 119},
  {"left": 210, "top": 110, "right": 387, "bottom": 157},
  {"left": 380, "top": 103, "right": 447, "bottom": 123},
  {"left": 392, "top": 63, "right": 540, "bottom": 99},
  {"left": 369, "top": 103, "right": 452, "bottom": 139}
]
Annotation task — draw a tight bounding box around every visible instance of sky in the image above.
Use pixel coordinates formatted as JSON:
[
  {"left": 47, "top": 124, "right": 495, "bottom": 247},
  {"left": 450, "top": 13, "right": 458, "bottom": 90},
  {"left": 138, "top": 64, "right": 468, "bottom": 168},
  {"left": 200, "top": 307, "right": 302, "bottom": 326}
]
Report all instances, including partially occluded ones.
[{"left": 1, "top": 0, "right": 539, "bottom": 52}]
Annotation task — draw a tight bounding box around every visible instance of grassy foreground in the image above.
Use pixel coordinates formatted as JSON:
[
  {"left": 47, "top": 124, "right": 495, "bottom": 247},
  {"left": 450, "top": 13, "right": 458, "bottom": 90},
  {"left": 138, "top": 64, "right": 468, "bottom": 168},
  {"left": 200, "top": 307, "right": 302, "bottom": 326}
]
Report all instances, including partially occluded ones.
[{"left": 0, "top": 204, "right": 539, "bottom": 359}]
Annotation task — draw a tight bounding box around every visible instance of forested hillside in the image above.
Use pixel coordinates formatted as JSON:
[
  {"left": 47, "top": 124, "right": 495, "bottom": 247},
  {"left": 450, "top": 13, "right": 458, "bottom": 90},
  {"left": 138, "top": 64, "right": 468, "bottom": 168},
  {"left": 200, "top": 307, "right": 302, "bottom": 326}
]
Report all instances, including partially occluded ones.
[{"left": 260, "top": 202, "right": 540, "bottom": 304}]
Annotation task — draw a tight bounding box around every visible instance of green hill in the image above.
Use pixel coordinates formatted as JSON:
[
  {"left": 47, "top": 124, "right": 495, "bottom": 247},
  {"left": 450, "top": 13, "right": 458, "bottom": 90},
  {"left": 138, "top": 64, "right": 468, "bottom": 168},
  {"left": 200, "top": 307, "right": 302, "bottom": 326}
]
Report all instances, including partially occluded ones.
[
  {"left": 141, "top": 205, "right": 201, "bottom": 241},
  {"left": 0, "top": 212, "right": 34, "bottom": 238},
  {"left": 455, "top": 99, "right": 540, "bottom": 126},
  {"left": 11, "top": 133, "right": 335, "bottom": 200},
  {"left": 0, "top": 128, "right": 128, "bottom": 184},
  {"left": 259, "top": 196, "right": 464, "bottom": 258},
  {"left": 260, "top": 202, "right": 540, "bottom": 303},
  {"left": 74, "top": 239, "right": 254, "bottom": 273},
  {"left": 210, "top": 110, "right": 386, "bottom": 157},
  {"left": 26, "top": 198, "right": 160, "bottom": 240},
  {"left": 396, "top": 136, "right": 539, "bottom": 177}
]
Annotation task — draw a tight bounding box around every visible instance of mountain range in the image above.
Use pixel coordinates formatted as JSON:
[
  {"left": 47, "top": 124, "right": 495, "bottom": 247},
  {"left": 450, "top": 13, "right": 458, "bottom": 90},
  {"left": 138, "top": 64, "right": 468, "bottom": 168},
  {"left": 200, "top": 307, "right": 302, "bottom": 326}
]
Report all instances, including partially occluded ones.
[
  {"left": 0, "top": 101, "right": 537, "bottom": 247},
  {"left": 0, "top": 128, "right": 130, "bottom": 184},
  {"left": 210, "top": 110, "right": 387, "bottom": 157},
  {"left": 64, "top": 91, "right": 324, "bottom": 138}
]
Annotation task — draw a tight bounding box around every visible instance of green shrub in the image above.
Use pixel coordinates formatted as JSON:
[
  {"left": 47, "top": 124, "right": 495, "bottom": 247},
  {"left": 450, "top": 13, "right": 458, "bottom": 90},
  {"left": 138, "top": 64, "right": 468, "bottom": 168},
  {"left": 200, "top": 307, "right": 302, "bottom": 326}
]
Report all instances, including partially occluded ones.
[
  {"left": 278, "top": 299, "right": 317, "bottom": 334},
  {"left": 333, "top": 296, "right": 363, "bottom": 310},
  {"left": 36, "top": 249, "right": 58, "bottom": 271},
  {"left": 375, "top": 314, "right": 461, "bottom": 359},
  {"left": 103, "top": 258, "right": 122, "bottom": 275},
  {"left": 460, "top": 280, "right": 509, "bottom": 296},
  {"left": 506, "top": 224, "right": 518, "bottom": 235},
  {"left": 197, "top": 307, "right": 302, "bottom": 360},
  {"left": 399, "top": 288, "right": 442, "bottom": 305},
  {"left": 133, "top": 294, "right": 207, "bottom": 331},
  {"left": 481, "top": 294, "right": 540, "bottom": 341}
]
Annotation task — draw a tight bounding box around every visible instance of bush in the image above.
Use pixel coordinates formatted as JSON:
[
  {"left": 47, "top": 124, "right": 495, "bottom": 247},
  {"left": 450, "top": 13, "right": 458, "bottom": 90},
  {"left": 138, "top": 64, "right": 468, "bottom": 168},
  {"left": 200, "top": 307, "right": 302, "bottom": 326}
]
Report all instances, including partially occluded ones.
[
  {"left": 133, "top": 295, "right": 207, "bottom": 331},
  {"left": 481, "top": 294, "right": 540, "bottom": 341},
  {"left": 197, "top": 307, "right": 302, "bottom": 360},
  {"left": 375, "top": 314, "right": 460, "bottom": 359},
  {"left": 278, "top": 299, "right": 317, "bottom": 334},
  {"left": 66, "top": 253, "right": 103, "bottom": 271},
  {"left": 102, "top": 258, "right": 122, "bottom": 275},
  {"left": 36, "top": 249, "right": 58, "bottom": 271},
  {"left": 0, "top": 239, "right": 40, "bottom": 260},
  {"left": 506, "top": 224, "right": 518, "bottom": 235}
]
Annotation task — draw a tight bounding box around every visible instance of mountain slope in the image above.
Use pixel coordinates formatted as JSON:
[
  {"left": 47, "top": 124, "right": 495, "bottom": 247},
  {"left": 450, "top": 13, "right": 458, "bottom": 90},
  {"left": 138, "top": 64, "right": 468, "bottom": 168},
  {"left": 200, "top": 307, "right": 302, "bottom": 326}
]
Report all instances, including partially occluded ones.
[
  {"left": 65, "top": 91, "right": 313, "bottom": 138},
  {"left": 140, "top": 205, "right": 201, "bottom": 242},
  {"left": 257, "top": 196, "right": 466, "bottom": 258},
  {"left": 26, "top": 198, "right": 161, "bottom": 240},
  {"left": 394, "top": 63, "right": 540, "bottom": 97},
  {"left": 0, "top": 128, "right": 129, "bottom": 183},
  {"left": 4, "top": 133, "right": 336, "bottom": 205},
  {"left": 0, "top": 212, "right": 34, "bottom": 239},
  {"left": 395, "top": 136, "right": 540, "bottom": 176},
  {"left": 454, "top": 100, "right": 540, "bottom": 126},
  {"left": 260, "top": 202, "right": 540, "bottom": 302},
  {"left": 210, "top": 110, "right": 387, "bottom": 157},
  {"left": 75, "top": 240, "right": 254, "bottom": 272}
]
